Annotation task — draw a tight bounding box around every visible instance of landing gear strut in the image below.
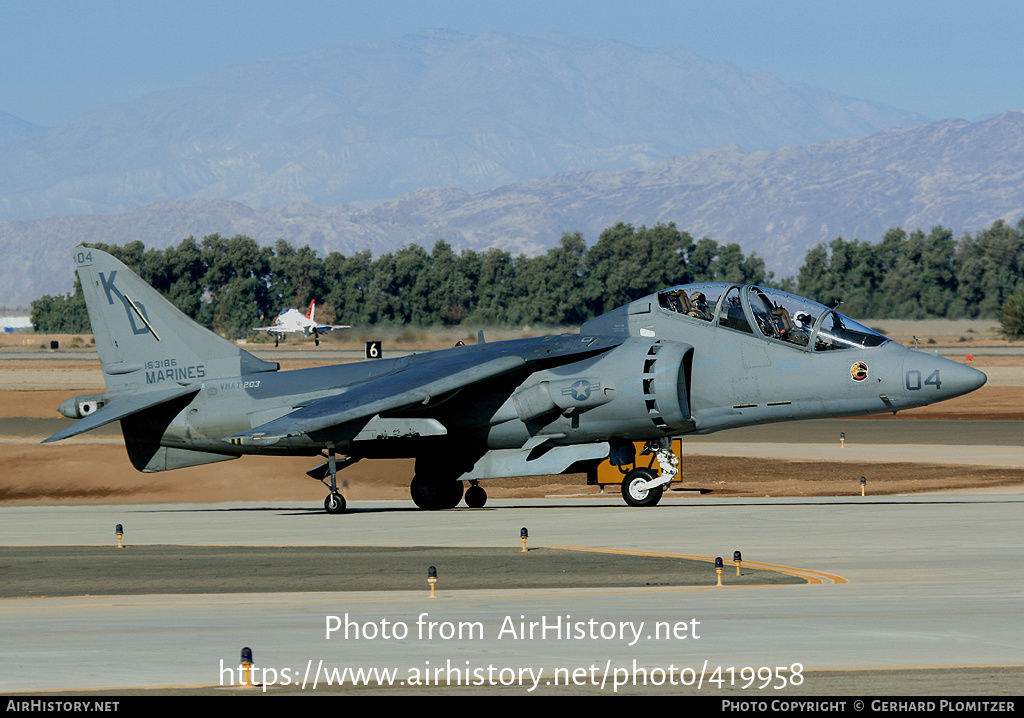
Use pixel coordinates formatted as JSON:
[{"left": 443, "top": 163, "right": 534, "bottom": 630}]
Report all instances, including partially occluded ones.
[
  {"left": 324, "top": 447, "right": 344, "bottom": 513},
  {"left": 310, "top": 446, "right": 359, "bottom": 514}
]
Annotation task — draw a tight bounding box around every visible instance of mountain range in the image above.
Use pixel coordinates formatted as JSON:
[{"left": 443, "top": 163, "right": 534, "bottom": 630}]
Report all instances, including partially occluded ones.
[
  {"left": 0, "top": 30, "right": 923, "bottom": 223},
  {"left": 2, "top": 31, "right": 1020, "bottom": 306},
  {"left": 4, "top": 110, "right": 1024, "bottom": 306}
]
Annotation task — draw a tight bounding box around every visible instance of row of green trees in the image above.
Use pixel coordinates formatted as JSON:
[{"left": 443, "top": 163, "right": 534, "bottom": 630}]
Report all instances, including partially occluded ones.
[
  {"left": 30, "top": 224, "right": 768, "bottom": 337},
  {"left": 797, "top": 220, "right": 1024, "bottom": 320},
  {"left": 30, "top": 218, "right": 1024, "bottom": 338}
]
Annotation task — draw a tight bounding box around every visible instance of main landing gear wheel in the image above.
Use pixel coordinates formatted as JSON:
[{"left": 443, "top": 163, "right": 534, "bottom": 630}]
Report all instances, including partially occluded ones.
[
  {"left": 410, "top": 475, "right": 464, "bottom": 510},
  {"left": 621, "top": 467, "right": 664, "bottom": 507},
  {"left": 465, "top": 484, "right": 487, "bottom": 508},
  {"left": 324, "top": 492, "right": 346, "bottom": 514}
]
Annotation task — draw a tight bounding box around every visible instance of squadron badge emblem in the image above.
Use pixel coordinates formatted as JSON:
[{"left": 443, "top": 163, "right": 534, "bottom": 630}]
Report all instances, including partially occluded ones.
[{"left": 851, "top": 362, "right": 869, "bottom": 382}]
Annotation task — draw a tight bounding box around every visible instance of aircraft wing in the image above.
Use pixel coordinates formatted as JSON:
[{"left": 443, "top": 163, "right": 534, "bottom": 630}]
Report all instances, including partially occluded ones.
[
  {"left": 230, "top": 354, "right": 526, "bottom": 445},
  {"left": 252, "top": 325, "right": 294, "bottom": 334},
  {"left": 229, "top": 334, "right": 622, "bottom": 446},
  {"left": 314, "top": 324, "right": 351, "bottom": 332},
  {"left": 43, "top": 384, "right": 200, "bottom": 443}
]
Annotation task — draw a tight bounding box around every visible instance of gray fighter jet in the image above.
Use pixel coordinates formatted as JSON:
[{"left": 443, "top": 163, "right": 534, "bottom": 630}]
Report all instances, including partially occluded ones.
[{"left": 47, "top": 247, "right": 987, "bottom": 512}]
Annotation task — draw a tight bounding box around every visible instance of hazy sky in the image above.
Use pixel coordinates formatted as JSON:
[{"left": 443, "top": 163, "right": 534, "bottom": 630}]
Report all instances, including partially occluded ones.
[{"left": 3, "top": 0, "right": 1022, "bottom": 127}]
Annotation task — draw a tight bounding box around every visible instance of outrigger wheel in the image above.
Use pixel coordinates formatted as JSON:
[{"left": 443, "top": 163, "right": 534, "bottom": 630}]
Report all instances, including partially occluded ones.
[
  {"left": 317, "top": 447, "right": 357, "bottom": 515},
  {"left": 324, "top": 492, "right": 346, "bottom": 514},
  {"left": 621, "top": 466, "right": 664, "bottom": 507}
]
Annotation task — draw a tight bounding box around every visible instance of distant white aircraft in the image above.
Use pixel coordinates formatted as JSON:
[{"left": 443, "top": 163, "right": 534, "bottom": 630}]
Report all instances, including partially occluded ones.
[{"left": 252, "top": 300, "right": 350, "bottom": 346}]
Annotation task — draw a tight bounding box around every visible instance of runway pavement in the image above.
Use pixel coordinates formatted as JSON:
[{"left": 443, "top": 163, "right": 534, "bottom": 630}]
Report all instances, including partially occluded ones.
[
  {"left": 683, "top": 420, "right": 1024, "bottom": 469},
  {"left": 685, "top": 441, "right": 1024, "bottom": 469},
  {"left": 0, "top": 495, "right": 1021, "bottom": 696},
  {"left": 0, "top": 545, "right": 805, "bottom": 598}
]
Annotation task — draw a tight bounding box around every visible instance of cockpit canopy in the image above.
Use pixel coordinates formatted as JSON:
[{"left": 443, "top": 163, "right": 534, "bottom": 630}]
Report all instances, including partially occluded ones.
[{"left": 657, "top": 283, "right": 889, "bottom": 351}]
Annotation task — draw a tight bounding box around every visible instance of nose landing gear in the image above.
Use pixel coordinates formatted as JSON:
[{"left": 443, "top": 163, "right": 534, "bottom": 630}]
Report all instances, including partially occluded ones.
[{"left": 621, "top": 467, "right": 664, "bottom": 507}]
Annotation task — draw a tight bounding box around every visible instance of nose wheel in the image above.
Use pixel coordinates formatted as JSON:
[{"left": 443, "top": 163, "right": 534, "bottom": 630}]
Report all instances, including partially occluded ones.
[{"left": 621, "top": 467, "right": 664, "bottom": 507}]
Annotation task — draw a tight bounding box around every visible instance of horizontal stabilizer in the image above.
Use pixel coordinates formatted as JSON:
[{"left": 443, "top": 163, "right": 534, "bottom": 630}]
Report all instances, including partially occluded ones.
[
  {"left": 128, "top": 444, "right": 237, "bottom": 472},
  {"left": 42, "top": 384, "right": 199, "bottom": 443}
]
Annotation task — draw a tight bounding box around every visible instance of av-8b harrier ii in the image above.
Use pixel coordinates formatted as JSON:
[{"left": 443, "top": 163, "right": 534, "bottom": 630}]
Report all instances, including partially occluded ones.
[{"left": 47, "top": 247, "right": 986, "bottom": 513}]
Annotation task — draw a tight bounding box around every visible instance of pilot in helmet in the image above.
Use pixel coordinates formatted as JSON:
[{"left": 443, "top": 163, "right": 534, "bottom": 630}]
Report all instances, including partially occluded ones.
[{"left": 688, "top": 291, "right": 710, "bottom": 319}]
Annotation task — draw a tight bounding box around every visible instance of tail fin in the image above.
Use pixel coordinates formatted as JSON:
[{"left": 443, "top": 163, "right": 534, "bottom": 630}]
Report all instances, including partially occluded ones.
[
  {"left": 74, "top": 246, "right": 278, "bottom": 393},
  {"left": 306, "top": 299, "right": 316, "bottom": 321}
]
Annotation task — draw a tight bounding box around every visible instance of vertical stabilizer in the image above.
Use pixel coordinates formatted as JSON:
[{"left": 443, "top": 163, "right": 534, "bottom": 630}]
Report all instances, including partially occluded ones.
[{"left": 73, "top": 246, "right": 278, "bottom": 392}]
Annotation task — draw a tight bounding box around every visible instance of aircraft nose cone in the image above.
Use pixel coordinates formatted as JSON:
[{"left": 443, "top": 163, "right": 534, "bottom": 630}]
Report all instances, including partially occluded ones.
[
  {"left": 947, "top": 360, "right": 988, "bottom": 396},
  {"left": 903, "top": 353, "right": 987, "bottom": 401}
]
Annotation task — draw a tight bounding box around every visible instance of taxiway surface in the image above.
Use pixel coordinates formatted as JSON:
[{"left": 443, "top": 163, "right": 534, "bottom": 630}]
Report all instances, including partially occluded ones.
[{"left": 1, "top": 494, "right": 1021, "bottom": 695}]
